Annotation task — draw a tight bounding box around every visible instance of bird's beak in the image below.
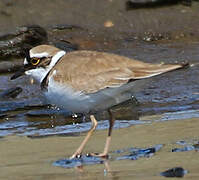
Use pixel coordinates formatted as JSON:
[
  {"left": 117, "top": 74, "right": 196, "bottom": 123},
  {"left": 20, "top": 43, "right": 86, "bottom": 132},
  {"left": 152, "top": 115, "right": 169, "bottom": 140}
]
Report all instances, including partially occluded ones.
[{"left": 10, "top": 64, "right": 32, "bottom": 80}]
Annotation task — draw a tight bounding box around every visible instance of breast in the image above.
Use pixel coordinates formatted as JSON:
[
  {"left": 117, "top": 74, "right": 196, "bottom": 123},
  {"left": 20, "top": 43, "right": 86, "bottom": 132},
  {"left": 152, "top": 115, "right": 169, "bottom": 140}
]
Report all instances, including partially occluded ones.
[{"left": 44, "top": 76, "right": 93, "bottom": 113}]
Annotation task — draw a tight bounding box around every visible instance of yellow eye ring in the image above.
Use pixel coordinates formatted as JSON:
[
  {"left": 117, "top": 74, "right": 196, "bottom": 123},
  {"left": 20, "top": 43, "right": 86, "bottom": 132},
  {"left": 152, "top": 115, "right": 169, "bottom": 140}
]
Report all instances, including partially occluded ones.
[{"left": 31, "top": 58, "right": 40, "bottom": 66}]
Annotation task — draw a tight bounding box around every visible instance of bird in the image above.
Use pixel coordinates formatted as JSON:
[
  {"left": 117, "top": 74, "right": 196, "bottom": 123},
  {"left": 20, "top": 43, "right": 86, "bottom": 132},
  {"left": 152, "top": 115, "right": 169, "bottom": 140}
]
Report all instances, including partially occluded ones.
[{"left": 11, "top": 45, "right": 188, "bottom": 159}]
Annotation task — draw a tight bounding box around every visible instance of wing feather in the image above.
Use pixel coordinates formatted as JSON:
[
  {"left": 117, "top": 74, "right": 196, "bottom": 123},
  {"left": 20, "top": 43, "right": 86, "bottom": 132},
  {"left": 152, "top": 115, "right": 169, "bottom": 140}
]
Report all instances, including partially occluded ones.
[{"left": 49, "top": 50, "right": 185, "bottom": 93}]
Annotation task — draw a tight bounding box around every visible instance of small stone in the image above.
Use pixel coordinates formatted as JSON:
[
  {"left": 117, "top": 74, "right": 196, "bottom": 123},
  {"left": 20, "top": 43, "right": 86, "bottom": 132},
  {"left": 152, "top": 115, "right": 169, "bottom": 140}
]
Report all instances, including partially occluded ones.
[
  {"left": 160, "top": 167, "right": 188, "bottom": 178},
  {"left": 104, "top": 20, "right": 114, "bottom": 28}
]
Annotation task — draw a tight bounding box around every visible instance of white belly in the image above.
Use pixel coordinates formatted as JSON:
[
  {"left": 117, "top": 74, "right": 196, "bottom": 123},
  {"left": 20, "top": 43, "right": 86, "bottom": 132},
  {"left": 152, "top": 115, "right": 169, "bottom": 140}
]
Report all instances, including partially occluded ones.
[
  {"left": 45, "top": 79, "right": 91, "bottom": 113},
  {"left": 44, "top": 77, "right": 145, "bottom": 114}
]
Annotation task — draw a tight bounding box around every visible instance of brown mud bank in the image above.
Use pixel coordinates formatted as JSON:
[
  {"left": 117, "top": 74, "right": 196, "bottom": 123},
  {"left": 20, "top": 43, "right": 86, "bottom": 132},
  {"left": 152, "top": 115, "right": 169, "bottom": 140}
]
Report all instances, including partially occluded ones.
[{"left": 0, "top": 0, "right": 199, "bottom": 38}]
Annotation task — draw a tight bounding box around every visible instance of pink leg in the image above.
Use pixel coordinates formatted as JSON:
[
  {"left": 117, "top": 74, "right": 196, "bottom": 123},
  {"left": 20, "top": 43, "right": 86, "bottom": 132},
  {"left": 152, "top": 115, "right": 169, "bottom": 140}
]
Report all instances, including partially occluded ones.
[{"left": 70, "top": 115, "right": 98, "bottom": 159}]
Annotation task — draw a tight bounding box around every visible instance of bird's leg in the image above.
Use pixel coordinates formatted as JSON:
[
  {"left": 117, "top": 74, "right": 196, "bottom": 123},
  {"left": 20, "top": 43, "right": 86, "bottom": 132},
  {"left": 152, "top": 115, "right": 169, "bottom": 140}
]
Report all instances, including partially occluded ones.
[
  {"left": 91, "top": 109, "right": 115, "bottom": 158},
  {"left": 70, "top": 115, "right": 98, "bottom": 159}
]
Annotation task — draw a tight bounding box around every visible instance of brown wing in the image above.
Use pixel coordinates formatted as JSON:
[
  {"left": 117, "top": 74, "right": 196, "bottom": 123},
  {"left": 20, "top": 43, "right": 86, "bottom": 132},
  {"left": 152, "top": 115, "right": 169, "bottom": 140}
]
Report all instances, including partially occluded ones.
[{"left": 50, "top": 50, "right": 186, "bottom": 93}]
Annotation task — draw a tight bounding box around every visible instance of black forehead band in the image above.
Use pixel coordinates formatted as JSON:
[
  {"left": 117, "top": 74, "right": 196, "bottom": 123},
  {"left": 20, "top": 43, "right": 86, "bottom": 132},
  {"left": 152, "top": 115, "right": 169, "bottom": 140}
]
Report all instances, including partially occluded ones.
[{"left": 24, "top": 49, "right": 31, "bottom": 62}]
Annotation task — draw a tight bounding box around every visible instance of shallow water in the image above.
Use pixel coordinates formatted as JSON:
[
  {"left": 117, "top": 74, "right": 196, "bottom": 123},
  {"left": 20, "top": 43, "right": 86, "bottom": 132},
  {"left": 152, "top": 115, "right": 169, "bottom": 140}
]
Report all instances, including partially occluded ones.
[
  {"left": 1, "top": 114, "right": 199, "bottom": 180},
  {"left": 1, "top": 54, "right": 199, "bottom": 179},
  {"left": 1, "top": 41, "right": 199, "bottom": 180},
  {"left": 1, "top": 41, "right": 199, "bottom": 137}
]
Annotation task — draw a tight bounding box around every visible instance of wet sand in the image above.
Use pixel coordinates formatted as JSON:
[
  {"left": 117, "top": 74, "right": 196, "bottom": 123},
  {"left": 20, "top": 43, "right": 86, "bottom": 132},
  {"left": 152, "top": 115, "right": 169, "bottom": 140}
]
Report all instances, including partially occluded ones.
[{"left": 1, "top": 112, "right": 199, "bottom": 180}]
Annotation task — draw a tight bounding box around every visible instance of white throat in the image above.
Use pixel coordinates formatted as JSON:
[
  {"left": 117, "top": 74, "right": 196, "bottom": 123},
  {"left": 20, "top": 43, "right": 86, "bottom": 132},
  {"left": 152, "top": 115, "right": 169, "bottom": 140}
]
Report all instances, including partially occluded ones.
[{"left": 25, "top": 50, "right": 66, "bottom": 82}]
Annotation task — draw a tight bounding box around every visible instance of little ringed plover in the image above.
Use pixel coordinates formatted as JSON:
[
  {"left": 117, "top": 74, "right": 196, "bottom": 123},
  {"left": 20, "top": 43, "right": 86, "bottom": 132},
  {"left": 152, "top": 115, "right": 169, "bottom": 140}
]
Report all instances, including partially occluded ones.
[{"left": 11, "top": 45, "right": 188, "bottom": 158}]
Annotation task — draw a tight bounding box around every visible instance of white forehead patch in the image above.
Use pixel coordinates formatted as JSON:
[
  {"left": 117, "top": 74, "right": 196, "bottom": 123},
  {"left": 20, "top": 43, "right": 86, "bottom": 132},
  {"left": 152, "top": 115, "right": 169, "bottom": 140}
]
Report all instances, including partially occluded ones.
[
  {"left": 30, "top": 51, "right": 49, "bottom": 58},
  {"left": 24, "top": 58, "right": 28, "bottom": 65}
]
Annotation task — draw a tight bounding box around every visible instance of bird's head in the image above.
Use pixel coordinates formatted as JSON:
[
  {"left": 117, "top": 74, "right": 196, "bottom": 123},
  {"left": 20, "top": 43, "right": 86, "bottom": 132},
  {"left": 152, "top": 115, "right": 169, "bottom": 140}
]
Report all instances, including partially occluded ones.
[{"left": 11, "top": 45, "right": 65, "bottom": 82}]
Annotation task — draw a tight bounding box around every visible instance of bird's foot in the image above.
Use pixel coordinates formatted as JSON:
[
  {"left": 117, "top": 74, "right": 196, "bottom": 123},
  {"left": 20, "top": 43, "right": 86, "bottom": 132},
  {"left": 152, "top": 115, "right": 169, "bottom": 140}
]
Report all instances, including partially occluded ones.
[
  {"left": 70, "top": 153, "right": 82, "bottom": 159},
  {"left": 88, "top": 152, "right": 109, "bottom": 159},
  {"left": 70, "top": 152, "right": 109, "bottom": 159}
]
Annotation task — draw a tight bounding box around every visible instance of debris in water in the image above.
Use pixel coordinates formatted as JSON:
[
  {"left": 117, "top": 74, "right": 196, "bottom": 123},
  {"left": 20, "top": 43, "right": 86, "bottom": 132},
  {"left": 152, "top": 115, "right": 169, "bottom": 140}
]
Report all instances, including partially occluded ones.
[
  {"left": 160, "top": 167, "right": 188, "bottom": 177},
  {"left": 116, "top": 144, "right": 163, "bottom": 160},
  {"left": 0, "top": 87, "right": 22, "bottom": 99}
]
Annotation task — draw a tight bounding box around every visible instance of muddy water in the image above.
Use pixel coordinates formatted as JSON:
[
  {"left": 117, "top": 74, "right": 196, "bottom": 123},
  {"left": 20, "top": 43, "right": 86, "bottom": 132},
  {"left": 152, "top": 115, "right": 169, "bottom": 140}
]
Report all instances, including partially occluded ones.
[
  {"left": 1, "top": 41, "right": 199, "bottom": 137},
  {"left": 1, "top": 0, "right": 199, "bottom": 179}
]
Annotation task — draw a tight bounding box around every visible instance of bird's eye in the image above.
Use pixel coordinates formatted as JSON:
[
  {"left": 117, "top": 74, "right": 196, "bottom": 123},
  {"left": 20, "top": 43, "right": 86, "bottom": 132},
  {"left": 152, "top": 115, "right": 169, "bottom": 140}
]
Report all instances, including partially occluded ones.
[{"left": 31, "top": 58, "right": 40, "bottom": 66}]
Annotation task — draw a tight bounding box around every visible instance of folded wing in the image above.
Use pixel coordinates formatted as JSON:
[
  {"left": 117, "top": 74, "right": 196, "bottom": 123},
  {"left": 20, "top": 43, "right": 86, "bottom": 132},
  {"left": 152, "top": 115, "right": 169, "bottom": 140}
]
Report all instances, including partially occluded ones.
[{"left": 51, "top": 50, "right": 187, "bottom": 94}]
